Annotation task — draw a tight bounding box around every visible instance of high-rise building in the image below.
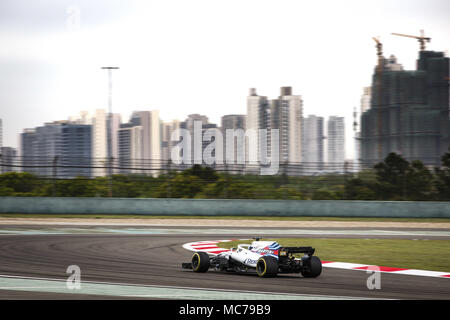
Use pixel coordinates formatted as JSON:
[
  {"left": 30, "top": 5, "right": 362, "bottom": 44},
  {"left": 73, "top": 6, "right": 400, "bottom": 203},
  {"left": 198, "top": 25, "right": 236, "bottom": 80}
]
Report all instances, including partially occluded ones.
[
  {"left": 91, "top": 110, "right": 121, "bottom": 176},
  {"left": 246, "top": 87, "right": 303, "bottom": 174},
  {"left": 302, "top": 115, "right": 324, "bottom": 173},
  {"left": 92, "top": 109, "right": 107, "bottom": 176},
  {"left": 118, "top": 122, "right": 143, "bottom": 174},
  {"left": 221, "top": 114, "right": 246, "bottom": 173},
  {"left": 183, "top": 114, "right": 209, "bottom": 131},
  {"left": 360, "top": 87, "right": 372, "bottom": 114},
  {"left": 0, "top": 147, "right": 17, "bottom": 173},
  {"left": 361, "top": 49, "right": 450, "bottom": 167},
  {"left": 246, "top": 88, "right": 270, "bottom": 170},
  {"left": 354, "top": 87, "right": 372, "bottom": 171},
  {"left": 131, "top": 111, "right": 161, "bottom": 161},
  {"left": 161, "top": 119, "right": 181, "bottom": 169},
  {"left": 179, "top": 114, "right": 217, "bottom": 167},
  {"left": 20, "top": 128, "right": 37, "bottom": 174},
  {"left": 60, "top": 123, "right": 92, "bottom": 177},
  {"left": 118, "top": 110, "right": 160, "bottom": 175},
  {"left": 221, "top": 114, "right": 246, "bottom": 132},
  {"left": 109, "top": 113, "right": 121, "bottom": 162},
  {"left": 270, "top": 87, "right": 303, "bottom": 170},
  {"left": 20, "top": 121, "right": 92, "bottom": 177},
  {"left": 327, "top": 116, "right": 345, "bottom": 167}
]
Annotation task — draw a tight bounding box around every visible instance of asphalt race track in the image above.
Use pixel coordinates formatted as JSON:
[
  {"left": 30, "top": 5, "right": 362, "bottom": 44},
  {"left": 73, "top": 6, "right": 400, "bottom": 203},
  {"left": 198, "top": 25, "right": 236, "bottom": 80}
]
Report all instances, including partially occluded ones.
[{"left": 0, "top": 225, "right": 449, "bottom": 300}]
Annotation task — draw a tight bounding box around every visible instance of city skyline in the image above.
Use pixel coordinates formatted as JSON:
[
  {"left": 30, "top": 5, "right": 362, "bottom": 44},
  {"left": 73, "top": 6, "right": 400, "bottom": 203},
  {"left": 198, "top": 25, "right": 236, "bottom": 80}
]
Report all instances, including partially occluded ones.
[
  {"left": 1, "top": 0, "right": 450, "bottom": 160},
  {"left": 10, "top": 85, "right": 352, "bottom": 162}
]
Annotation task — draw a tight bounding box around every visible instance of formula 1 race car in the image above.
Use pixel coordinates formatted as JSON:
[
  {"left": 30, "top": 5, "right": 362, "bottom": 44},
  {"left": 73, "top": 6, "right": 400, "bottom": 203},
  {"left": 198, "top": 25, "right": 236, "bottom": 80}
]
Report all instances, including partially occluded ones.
[{"left": 182, "top": 238, "right": 322, "bottom": 278}]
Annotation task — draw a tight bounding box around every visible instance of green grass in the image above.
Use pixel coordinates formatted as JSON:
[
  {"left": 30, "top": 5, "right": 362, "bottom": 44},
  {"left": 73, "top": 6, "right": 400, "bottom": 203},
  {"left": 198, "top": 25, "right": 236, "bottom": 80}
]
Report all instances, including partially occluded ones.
[
  {"left": 0, "top": 213, "right": 449, "bottom": 223},
  {"left": 218, "top": 238, "right": 450, "bottom": 272}
]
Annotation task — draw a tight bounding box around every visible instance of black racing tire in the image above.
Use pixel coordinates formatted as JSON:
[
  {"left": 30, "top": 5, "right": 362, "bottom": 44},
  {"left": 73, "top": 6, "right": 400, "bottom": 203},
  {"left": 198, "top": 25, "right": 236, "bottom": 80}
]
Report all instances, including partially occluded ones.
[
  {"left": 301, "top": 256, "right": 322, "bottom": 278},
  {"left": 256, "top": 256, "right": 278, "bottom": 278},
  {"left": 192, "top": 252, "right": 210, "bottom": 273}
]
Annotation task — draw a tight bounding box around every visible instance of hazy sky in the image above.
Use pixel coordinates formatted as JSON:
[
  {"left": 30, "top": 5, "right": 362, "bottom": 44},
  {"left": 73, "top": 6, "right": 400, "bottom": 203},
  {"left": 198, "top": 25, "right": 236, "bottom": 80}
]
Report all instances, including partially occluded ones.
[{"left": 1, "top": 0, "right": 449, "bottom": 159}]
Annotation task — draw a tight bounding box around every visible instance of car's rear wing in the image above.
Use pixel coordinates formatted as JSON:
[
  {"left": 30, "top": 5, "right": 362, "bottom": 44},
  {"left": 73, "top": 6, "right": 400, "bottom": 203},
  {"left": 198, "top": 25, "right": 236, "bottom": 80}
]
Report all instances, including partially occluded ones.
[{"left": 279, "top": 246, "right": 315, "bottom": 256}]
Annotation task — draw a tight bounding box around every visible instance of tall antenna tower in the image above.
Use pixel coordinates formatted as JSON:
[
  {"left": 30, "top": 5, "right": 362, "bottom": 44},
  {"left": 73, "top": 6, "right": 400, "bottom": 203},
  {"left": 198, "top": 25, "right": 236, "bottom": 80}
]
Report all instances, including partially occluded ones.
[{"left": 101, "top": 66, "right": 119, "bottom": 197}]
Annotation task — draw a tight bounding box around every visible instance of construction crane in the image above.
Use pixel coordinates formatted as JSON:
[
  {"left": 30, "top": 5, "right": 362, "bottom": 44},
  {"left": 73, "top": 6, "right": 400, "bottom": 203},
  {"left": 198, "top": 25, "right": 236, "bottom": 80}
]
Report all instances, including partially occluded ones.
[
  {"left": 391, "top": 30, "right": 431, "bottom": 51},
  {"left": 372, "top": 36, "right": 383, "bottom": 69}
]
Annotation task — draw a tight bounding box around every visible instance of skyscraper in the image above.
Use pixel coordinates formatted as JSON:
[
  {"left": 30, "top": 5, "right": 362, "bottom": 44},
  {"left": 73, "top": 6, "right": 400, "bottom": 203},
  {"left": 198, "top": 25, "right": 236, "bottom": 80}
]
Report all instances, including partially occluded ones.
[
  {"left": 92, "top": 109, "right": 107, "bottom": 176},
  {"left": 327, "top": 116, "right": 345, "bottom": 166},
  {"left": 221, "top": 114, "right": 246, "bottom": 132},
  {"left": 246, "top": 88, "right": 270, "bottom": 170},
  {"left": 360, "top": 87, "right": 372, "bottom": 114},
  {"left": 91, "top": 109, "right": 121, "bottom": 176},
  {"left": 118, "top": 122, "right": 143, "bottom": 174},
  {"left": 179, "top": 114, "right": 217, "bottom": 167},
  {"left": 131, "top": 110, "right": 161, "bottom": 161},
  {"left": 183, "top": 114, "right": 209, "bottom": 131},
  {"left": 20, "top": 128, "right": 37, "bottom": 174},
  {"left": 109, "top": 113, "right": 122, "bottom": 171},
  {"left": 302, "top": 115, "right": 324, "bottom": 173},
  {"left": 360, "top": 49, "right": 450, "bottom": 167},
  {"left": 0, "top": 147, "right": 17, "bottom": 173},
  {"left": 60, "top": 122, "right": 92, "bottom": 177},
  {"left": 161, "top": 119, "right": 181, "bottom": 169},
  {"left": 221, "top": 114, "right": 246, "bottom": 172},
  {"left": 270, "top": 87, "right": 303, "bottom": 169},
  {"left": 20, "top": 121, "right": 92, "bottom": 178},
  {"left": 245, "top": 87, "right": 303, "bottom": 174},
  {"left": 118, "top": 110, "right": 160, "bottom": 175},
  {"left": 354, "top": 87, "right": 372, "bottom": 171}
]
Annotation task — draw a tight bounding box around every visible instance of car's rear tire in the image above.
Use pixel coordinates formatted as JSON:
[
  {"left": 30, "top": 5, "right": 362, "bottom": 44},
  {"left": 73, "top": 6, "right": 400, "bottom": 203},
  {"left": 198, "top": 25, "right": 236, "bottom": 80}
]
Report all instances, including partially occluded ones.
[
  {"left": 192, "top": 252, "right": 210, "bottom": 272},
  {"left": 256, "top": 256, "right": 278, "bottom": 278},
  {"left": 301, "top": 256, "right": 322, "bottom": 278}
]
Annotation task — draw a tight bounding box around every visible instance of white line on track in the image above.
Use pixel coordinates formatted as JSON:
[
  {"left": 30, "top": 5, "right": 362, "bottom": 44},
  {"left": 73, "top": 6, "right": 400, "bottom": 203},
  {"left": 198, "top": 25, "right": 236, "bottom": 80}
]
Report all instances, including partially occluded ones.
[{"left": 0, "top": 274, "right": 373, "bottom": 300}]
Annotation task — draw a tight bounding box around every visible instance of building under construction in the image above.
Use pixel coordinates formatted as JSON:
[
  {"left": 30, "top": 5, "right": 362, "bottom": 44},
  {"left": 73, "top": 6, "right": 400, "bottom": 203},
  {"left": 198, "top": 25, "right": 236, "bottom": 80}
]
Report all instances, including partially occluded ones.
[{"left": 360, "top": 33, "right": 449, "bottom": 167}]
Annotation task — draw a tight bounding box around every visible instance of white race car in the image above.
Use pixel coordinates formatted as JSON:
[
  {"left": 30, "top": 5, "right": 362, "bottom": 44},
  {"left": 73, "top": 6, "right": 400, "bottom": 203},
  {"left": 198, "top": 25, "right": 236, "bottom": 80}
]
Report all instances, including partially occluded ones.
[{"left": 182, "top": 238, "right": 322, "bottom": 278}]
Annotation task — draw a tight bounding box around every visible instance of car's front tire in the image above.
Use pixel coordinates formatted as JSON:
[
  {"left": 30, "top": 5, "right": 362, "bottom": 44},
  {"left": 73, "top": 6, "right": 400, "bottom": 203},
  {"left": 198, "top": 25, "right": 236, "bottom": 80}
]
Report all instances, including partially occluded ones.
[
  {"left": 301, "top": 256, "right": 322, "bottom": 278},
  {"left": 256, "top": 256, "right": 278, "bottom": 278},
  {"left": 192, "top": 252, "right": 210, "bottom": 272}
]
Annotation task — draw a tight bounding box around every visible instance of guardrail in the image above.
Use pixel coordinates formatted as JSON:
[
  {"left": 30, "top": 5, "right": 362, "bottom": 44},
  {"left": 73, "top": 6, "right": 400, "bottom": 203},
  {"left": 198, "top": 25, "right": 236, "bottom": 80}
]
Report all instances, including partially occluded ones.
[{"left": 0, "top": 197, "right": 449, "bottom": 218}]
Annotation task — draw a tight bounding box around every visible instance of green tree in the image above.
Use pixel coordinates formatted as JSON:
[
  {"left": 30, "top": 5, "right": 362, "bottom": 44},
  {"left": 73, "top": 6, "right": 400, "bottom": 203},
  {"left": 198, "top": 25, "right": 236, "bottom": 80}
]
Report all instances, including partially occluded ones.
[
  {"left": 0, "top": 185, "right": 15, "bottom": 196},
  {"left": 54, "top": 177, "right": 98, "bottom": 197},
  {"left": 373, "top": 153, "right": 434, "bottom": 200},
  {"left": 0, "top": 172, "right": 40, "bottom": 195},
  {"left": 312, "top": 188, "right": 340, "bottom": 200},
  {"left": 345, "top": 178, "right": 377, "bottom": 200},
  {"left": 156, "top": 174, "right": 204, "bottom": 198},
  {"left": 274, "top": 186, "right": 304, "bottom": 200},
  {"left": 406, "top": 160, "right": 434, "bottom": 200},
  {"left": 374, "top": 153, "right": 410, "bottom": 200}
]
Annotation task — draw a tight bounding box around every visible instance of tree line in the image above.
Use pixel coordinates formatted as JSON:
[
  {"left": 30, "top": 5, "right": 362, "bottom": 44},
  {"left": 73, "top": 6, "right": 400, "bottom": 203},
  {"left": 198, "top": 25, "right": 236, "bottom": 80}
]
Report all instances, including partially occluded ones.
[{"left": 1, "top": 149, "right": 450, "bottom": 201}]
